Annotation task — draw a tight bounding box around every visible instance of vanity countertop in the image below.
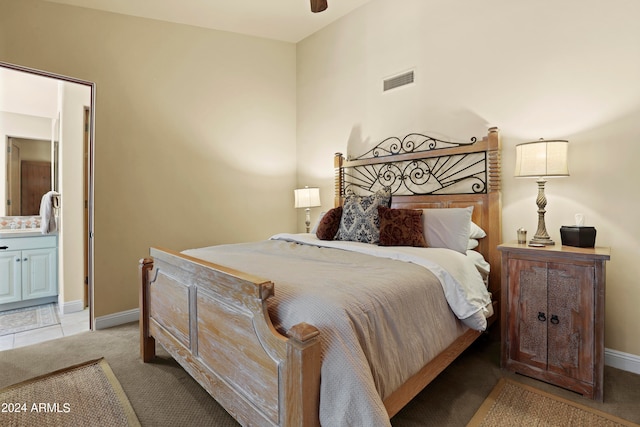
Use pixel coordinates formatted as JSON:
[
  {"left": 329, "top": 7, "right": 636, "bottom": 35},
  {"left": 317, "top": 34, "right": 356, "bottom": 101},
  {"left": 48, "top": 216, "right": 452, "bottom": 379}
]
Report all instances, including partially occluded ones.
[{"left": 0, "top": 229, "right": 50, "bottom": 238}]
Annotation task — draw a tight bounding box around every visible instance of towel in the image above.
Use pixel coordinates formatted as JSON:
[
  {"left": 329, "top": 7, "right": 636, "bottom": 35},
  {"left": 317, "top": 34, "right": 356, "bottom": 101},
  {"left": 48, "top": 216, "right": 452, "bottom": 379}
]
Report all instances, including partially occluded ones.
[{"left": 40, "top": 191, "right": 60, "bottom": 234}]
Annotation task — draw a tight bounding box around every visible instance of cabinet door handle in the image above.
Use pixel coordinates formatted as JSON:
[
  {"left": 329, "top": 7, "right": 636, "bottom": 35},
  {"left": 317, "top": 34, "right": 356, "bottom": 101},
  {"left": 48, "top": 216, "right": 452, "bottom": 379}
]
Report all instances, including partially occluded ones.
[
  {"left": 550, "top": 315, "right": 559, "bottom": 325},
  {"left": 0, "top": 245, "right": 8, "bottom": 250},
  {"left": 537, "top": 312, "right": 547, "bottom": 322},
  {"left": 23, "top": 257, "right": 28, "bottom": 261}
]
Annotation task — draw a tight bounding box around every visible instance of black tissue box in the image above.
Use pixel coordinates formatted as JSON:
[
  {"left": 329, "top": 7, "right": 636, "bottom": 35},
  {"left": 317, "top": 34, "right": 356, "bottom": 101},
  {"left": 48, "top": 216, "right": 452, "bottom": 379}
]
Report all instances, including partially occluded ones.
[{"left": 560, "top": 226, "right": 596, "bottom": 248}]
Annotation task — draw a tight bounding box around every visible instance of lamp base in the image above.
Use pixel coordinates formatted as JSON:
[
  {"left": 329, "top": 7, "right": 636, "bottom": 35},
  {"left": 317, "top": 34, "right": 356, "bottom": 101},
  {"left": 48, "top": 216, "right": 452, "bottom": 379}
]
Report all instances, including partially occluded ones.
[
  {"left": 529, "top": 237, "right": 555, "bottom": 246},
  {"left": 530, "top": 177, "right": 555, "bottom": 246},
  {"left": 305, "top": 208, "right": 311, "bottom": 233}
]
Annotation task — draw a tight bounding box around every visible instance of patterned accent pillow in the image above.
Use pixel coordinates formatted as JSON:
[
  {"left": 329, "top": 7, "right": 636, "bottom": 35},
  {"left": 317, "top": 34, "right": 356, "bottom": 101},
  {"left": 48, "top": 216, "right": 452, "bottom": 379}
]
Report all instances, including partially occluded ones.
[
  {"left": 315, "top": 207, "right": 343, "bottom": 240},
  {"left": 336, "top": 188, "right": 391, "bottom": 244},
  {"left": 378, "top": 206, "right": 427, "bottom": 247}
]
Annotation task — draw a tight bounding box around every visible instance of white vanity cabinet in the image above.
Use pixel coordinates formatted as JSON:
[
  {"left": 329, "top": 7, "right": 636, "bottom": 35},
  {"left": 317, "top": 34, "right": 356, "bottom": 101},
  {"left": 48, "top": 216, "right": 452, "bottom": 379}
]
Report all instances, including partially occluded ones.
[{"left": 0, "top": 234, "right": 58, "bottom": 309}]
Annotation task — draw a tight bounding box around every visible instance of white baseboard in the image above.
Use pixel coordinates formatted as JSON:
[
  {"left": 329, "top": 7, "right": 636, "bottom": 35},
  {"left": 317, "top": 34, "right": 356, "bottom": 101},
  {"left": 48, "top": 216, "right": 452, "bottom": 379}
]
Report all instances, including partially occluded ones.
[
  {"left": 92, "top": 307, "right": 640, "bottom": 376},
  {"left": 94, "top": 308, "right": 139, "bottom": 330},
  {"left": 61, "top": 299, "right": 85, "bottom": 315},
  {"left": 605, "top": 348, "right": 640, "bottom": 375}
]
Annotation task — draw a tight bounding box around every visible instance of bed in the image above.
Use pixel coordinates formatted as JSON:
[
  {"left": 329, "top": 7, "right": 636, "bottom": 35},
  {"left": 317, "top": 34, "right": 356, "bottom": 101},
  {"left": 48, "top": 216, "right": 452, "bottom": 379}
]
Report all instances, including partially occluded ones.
[{"left": 139, "top": 127, "right": 502, "bottom": 426}]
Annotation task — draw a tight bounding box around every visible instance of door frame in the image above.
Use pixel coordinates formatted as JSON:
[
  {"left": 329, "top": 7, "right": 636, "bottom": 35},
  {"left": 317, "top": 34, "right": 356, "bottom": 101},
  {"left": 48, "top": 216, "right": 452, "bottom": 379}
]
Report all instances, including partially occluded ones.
[{"left": 1, "top": 61, "right": 96, "bottom": 329}]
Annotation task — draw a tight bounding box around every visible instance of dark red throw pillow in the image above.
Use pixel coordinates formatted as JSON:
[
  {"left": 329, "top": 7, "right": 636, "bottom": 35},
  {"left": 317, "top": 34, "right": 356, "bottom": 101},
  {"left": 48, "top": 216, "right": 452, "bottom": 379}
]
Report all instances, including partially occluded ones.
[
  {"left": 377, "top": 206, "right": 427, "bottom": 247},
  {"left": 316, "top": 207, "right": 343, "bottom": 240}
]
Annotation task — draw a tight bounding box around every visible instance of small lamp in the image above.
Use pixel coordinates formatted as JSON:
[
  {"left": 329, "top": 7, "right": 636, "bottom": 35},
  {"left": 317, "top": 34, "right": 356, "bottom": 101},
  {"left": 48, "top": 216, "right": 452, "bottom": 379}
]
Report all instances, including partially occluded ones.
[
  {"left": 514, "top": 139, "right": 569, "bottom": 245},
  {"left": 294, "top": 186, "right": 321, "bottom": 232}
]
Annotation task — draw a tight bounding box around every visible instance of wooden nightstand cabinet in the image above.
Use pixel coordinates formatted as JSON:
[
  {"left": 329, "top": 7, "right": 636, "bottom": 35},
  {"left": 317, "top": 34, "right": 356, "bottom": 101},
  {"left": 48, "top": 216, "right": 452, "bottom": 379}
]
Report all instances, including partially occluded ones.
[{"left": 498, "top": 243, "right": 610, "bottom": 401}]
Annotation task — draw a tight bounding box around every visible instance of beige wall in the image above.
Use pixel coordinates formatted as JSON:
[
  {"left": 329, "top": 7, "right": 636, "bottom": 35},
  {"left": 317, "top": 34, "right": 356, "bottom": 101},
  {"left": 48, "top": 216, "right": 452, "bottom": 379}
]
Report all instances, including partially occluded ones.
[
  {"left": 296, "top": 0, "right": 640, "bottom": 357},
  {"left": 0, "top": 0, "right": 297, "bottom": 318},
  {"left": 12, "top": 138, "right": 49, "bottom": 162}
]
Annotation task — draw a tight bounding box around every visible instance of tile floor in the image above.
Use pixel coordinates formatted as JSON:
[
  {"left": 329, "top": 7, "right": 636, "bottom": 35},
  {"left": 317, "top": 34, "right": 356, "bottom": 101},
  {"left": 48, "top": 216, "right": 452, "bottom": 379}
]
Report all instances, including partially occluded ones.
[{"left": 0, "top": 305, "right": 90, "bottom": 352}]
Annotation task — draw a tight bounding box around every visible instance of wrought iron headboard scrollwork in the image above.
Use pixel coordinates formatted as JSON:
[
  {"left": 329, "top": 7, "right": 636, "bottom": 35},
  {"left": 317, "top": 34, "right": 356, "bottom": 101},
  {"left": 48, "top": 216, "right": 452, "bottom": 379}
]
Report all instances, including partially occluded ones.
[
  {"left": 348, "top": 133, "right": 477, "bottom": 161},
  {"left": 335, "top": 128, "right": 500, "bottom": 201}
]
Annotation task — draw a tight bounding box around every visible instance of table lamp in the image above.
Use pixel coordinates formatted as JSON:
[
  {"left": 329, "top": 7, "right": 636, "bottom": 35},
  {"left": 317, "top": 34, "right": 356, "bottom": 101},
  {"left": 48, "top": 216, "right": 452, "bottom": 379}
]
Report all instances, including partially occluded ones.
[
  {"left": 294, "top": 186, "right": 321, "bottom": 232},
  {"left": 514, "top": 139, "right": 569, "bottom": 245}
]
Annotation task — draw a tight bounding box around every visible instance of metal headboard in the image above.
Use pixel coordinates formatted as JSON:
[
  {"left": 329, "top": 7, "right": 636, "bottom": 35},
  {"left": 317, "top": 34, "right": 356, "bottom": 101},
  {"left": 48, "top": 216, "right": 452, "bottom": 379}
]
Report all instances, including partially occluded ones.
[{"left": 334, "top": 127, "right": 500, "bottom": 202}]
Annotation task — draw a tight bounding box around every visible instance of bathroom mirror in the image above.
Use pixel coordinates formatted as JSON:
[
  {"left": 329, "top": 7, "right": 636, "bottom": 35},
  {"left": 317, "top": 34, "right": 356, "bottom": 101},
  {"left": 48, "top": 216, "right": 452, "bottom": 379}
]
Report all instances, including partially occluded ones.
[{"left": 5, "top": 136, "right": 58, "bottom": 216}]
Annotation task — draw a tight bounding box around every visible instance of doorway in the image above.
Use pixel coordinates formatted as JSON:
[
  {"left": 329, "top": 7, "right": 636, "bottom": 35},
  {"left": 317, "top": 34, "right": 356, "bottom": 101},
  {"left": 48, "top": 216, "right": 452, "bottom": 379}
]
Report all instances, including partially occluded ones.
[{"left": 0, "top": 61, "right": 96, "bottom": 332}]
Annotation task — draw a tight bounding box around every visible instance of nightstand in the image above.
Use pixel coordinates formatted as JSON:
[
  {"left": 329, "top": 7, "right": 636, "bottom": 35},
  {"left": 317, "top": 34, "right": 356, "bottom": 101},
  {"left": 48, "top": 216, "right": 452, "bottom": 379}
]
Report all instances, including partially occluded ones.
[{"left": 498, "top": 243, "right": 610, "bottom": 401}]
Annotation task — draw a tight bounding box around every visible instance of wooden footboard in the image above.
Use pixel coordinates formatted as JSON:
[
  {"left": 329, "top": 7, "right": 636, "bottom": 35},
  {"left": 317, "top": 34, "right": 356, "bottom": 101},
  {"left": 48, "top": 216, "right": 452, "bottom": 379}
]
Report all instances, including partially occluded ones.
[
  {"left": 140, "top": 247, "right": 495, "bottom": 427},
  {"left": 139, "top": 247, "right": 321, "bottom": 427}
]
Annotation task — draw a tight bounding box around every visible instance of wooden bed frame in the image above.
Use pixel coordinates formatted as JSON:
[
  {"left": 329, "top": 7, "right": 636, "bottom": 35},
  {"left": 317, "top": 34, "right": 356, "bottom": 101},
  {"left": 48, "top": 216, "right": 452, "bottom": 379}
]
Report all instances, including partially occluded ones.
[{"left": 140, "top": 127, "right": 502, "bottom": 426}]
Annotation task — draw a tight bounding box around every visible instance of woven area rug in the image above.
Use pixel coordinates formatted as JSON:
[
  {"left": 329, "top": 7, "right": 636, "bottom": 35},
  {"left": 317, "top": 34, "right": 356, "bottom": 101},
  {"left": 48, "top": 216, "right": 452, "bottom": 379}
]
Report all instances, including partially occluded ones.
[
  {"left": 467, "top": 378, "right": 639, "bottom": 427},
  {"left": 0, "top": 303, "right": 60, "bottom": 336},
  {"left": 0, "top": 358, "right": 140, "bottom": 426}
]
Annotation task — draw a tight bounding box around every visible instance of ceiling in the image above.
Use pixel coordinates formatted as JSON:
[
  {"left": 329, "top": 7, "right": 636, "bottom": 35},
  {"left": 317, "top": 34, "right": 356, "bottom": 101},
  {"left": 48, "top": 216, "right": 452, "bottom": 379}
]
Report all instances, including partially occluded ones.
[{"left": 43, "top": 0, "right": 372, "bottom": 43}]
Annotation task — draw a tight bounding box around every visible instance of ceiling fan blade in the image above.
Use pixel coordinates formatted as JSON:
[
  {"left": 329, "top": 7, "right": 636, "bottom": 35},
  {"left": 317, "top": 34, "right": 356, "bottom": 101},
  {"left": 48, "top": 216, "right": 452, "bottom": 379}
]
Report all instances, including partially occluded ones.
[{"left": 310, "top": 0, "right": 328, "bottom": 13}]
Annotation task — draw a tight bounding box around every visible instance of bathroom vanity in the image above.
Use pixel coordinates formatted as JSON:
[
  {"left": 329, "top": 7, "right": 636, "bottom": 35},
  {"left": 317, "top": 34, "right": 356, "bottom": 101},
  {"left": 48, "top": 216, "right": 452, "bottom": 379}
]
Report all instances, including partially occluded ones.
[{"left": 0, "top": 230, "right": 58, "bottom": 310}]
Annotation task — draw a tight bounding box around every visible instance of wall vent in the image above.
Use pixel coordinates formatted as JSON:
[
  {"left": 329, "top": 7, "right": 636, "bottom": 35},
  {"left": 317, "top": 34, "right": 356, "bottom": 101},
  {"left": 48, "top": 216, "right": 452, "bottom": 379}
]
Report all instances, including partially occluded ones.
[{"left": 383, "top": 70, "right": 414, "bottom": 92}]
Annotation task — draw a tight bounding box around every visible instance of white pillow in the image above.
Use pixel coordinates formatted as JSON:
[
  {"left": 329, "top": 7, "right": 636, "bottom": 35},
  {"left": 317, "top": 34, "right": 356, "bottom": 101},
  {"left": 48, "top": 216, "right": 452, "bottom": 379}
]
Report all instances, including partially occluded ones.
[
  {"left": 466, "top": 249, "right": 491, "bottom": 278},
  {"left": 469, "top": 221, "right": 487, "bottom": 239},
  {"left": 311, "top": 211, "right": 327, "bottom": 234},
  {"left": 421, "top": 207, "right": 473, "bottom": 254},
  {"left": 467, "top": 239, "right": 479, "bottom": 250}
]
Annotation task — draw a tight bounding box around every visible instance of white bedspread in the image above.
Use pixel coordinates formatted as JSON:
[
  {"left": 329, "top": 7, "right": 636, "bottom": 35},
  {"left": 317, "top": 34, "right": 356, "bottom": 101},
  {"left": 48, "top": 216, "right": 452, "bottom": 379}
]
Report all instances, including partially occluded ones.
[
  {"left": 271, "top": 233, "right": 492, "bottom": 330},
  {"left": 184, "top": 235, "right": 491, "bottom": 427}
]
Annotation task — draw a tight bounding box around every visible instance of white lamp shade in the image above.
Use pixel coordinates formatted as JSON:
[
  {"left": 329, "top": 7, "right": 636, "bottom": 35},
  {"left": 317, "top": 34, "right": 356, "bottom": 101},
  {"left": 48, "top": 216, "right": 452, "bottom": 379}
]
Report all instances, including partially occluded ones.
[
  {"left": 294, "top": 187, "right": 321, "bottom": 208},
  {"left": 514, "top": 139, "right": 569, "bottom": 178}
]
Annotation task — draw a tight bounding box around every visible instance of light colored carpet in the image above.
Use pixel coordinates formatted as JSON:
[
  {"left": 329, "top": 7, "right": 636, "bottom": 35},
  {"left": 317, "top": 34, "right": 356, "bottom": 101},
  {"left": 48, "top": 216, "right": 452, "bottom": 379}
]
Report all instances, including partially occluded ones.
[
  {"left": 2, "top": 323, "right": 639, "bottom": 426},
  {"left": 467, "top": 378, "right": 640, "bottom": 427},
  {"left": 0, "top": 303, "right": 60, "bottom": 336},
  {"left": 0, "top": 358, "right": 140, "bottom": 426}
]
